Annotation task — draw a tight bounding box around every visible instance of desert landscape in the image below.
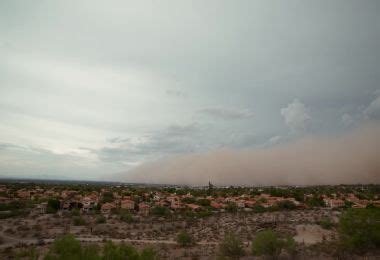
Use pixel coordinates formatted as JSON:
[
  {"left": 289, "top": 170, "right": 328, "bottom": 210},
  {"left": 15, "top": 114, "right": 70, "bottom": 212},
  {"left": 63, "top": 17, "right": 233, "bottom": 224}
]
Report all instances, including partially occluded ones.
[{"left": 0, "top": 182, "right": 379, "bottom": 259}]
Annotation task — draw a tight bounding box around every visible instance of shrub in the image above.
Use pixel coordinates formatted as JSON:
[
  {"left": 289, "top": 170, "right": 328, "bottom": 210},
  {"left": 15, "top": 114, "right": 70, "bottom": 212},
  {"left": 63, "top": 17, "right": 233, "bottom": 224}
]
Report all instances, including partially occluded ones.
[
  {"left": 339, "top": 208, "right": 380, "bottom": 252},
  {"left": 47, "top": 199, "right": 60, "bottom": 214},
  {"left": 71, "top": 208, "right": 80, "bottom": 216},
  {"left": 252, "top": 205, "right": 266, "bottom": 213},
  {"left": 101, "top": 192, "right": 114, "bottom": 203},
  {"left": 151, "top": 205, "right": 169, "bottom": 216},
  {"left": 103, "top": 241, "right": 140, "bottom": 259},
  {"left": 73, "top": 216, "right": 86, "bottom": 226},
  {"left": 196, "top": 199, "right": 211, "bottom": 206},
  {"left": 306, "top": 197, "right": 325, "bottom": 207},
  {"left": 276, "top": 200, "right": 297, "bottom": 210},
  {"left": 44, "top": 235, "right": 156, "bottom": 259},
  {"left": 81, "top": 244, "right": 101, "bottom": 260},
  {"left": 196, "top": 210, "right": 212, "bottom": 218},
  {"left": 140, "top": 247, "right": 157, "bottom": 260},
  {"left": 177, "top": 230, "right": 194, "bottom": 247},
  {"left": 120, "top": 209, "right": 134, "bottom": 223},
  {"left": 218, "top": 232, "right": 245, "bottom": 258},
  {"left": 226, "top": 202, "right": 238, "bottom": 213},
  {"left": 44, "top": 234, "right": 83, "bottom": 259},
  {"left": 251, "top": 229, "right": 295, "bottom": 257},
  {"left": 96, "top": 215, "right": 106, "bottom": 224},
  {"left": 318, "top": 218, "right": 334, "bottom": 230},
  {"left": 16, "top": 246, "right": 39, "bottom": 260}
]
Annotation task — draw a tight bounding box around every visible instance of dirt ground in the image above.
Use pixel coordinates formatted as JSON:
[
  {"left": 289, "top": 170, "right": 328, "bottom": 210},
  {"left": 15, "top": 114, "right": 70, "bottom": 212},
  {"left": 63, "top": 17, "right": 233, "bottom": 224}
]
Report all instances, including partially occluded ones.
[{"left": 2, "top": 209, "right": 378, "bottom": 259}]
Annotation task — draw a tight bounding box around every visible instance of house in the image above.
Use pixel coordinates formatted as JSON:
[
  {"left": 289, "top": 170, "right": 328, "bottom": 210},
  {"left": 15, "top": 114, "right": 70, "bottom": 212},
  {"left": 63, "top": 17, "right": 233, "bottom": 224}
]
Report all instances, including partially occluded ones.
[
  {"left": 36, "top": 202, "right": 48, "bottom": 214},
  {"left": 101, "top": 202, "right": 116, "bottom": 214},
  {"left": 17, "top": 189, "right": 30, "bottom": 199},
  {"left": 286, "top": 198, "right": 301, "bottom": 206},
  {"left": 61, "top": 201, "right": 71, "bottom": 211},
  {"left": 155, "top": 200, "right": 169, "bottom": 207},
  {"left": 372, "top": 200, "right": 380, "bottom": 207},
  {"left": 170, "top": 200, "right": 183, "bottom": 211},
  {"left": 138, "top": 202, "right": 150, "bottom": 216},
  {"left": 324, "top": 198, "right": 344, "bottom": 208},
  {"left": 182, "top": 193, "right": 193, "bottom": 199},
  {"left": 0, "top": 185, "right": 7, "bottom": 193},
  {"left": 121, "top": 199, "right": 135, "bottom": 210},
  {"left": 186, "top": 204, "right": 201, "bottom": 212},
  {"left": 210, "top": 201, "right": 224, "bottom": 209},
  {"left": 81, "top": 196, "right": 98, "bottom": 212},
  {"left": 61, "top": 190, "right": 76, "bottom": 199},
  {"left": 244, "top": 200, "right": 257, "bottom": 208},
  {"left": 0, "top": 196, "right": 11, "bottom": 203},
  {"left": 113, "top": 192, "right": 122, "bottom": 199},
  {"left": 236, "top": 200, "right": 246, "bottom": 208},
  {"left": 166, "top": 196, "right": 180, "bottom": 203}
]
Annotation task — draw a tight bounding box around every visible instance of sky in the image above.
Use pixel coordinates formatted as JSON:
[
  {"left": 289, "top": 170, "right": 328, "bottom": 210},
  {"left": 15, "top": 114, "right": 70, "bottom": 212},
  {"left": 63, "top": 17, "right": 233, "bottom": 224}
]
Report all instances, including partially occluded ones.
[{"left": 0, "top": 1, "right": 379, "bottom": 183}]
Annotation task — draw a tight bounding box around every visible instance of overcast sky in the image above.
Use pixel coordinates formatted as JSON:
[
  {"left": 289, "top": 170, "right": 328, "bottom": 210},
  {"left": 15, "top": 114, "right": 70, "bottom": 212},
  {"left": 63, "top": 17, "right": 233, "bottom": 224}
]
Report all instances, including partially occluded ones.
[{"left": 0, "top": 1, "right": 379, "bottom": 181}]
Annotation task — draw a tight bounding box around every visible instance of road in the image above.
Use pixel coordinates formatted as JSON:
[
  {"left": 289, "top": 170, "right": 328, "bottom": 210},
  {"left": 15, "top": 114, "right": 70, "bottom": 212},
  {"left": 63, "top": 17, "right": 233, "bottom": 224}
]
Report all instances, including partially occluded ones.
[{"left": 0, "top": 232, "right": 218, "bottom": 249}]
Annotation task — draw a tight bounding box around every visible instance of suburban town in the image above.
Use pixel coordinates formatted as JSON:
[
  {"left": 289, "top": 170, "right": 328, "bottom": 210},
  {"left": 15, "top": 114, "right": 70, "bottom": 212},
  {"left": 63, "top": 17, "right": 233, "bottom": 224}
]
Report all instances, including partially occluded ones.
[{"left": 0, "top": 181, "right": 379, "bottom": 259}]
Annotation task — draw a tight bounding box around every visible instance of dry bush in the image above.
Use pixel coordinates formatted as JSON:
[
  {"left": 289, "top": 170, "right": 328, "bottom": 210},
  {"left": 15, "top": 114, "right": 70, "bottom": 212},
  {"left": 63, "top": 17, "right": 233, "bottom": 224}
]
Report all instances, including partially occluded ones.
[{"left": 5, "top": 228, "right": 15, "bottom": 235}]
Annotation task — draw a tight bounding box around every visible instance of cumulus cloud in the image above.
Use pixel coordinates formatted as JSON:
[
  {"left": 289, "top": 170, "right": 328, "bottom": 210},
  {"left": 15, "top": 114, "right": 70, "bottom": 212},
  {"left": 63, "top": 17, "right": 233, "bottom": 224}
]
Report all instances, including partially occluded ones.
[
  {"left": 281, "top": 99, "right": 311, "bottom": 134},
  {"left": 118, "top": 122, "right": 380, "bottom": 186},
  {"left": 198, "top": 107, "right": 254, "bottom": 120},
  {"left": 364, "top": 93, "right": 380, "bottom": 119}
]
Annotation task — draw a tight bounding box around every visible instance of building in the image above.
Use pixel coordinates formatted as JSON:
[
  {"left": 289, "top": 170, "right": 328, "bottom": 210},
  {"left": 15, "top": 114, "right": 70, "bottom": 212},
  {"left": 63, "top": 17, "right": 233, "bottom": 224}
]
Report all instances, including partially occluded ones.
[
  {"left": 210, "top": 201, "right": 224, "bottom": 209},
  {"left": 138, "top": 202, "right": 150, "bottom": 216},
  {"left": 186, "top": 204, "right": 201, "bottom": 212},
  {"left": 81, "top": 196, "right": 98, "bottom": 212},
  {"left": 101, "top": 203, "right": 116, "bottom": 215},
  {"left": 36, "top": 202, "right": 48, "bottom": 214},
  {"left": 17, "top": 189, "right": 31, "bottom": 199},
  {"left": 121, "top": 199, "right": 135, "bottom": 210},
  {"left": 324, "top": 198, "right": 344, "bottom": 208}
]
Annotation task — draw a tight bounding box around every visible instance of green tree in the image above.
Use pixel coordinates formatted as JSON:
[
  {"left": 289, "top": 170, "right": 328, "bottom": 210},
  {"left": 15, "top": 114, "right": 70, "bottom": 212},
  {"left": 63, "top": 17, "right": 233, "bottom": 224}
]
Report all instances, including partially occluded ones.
[
  {"left": 318, "top": 218, "right": 334, "bottom": 230},
  {"left": 81, "top": 244, "right": 101, "bottom": 260},
  {"left": 140, "top": 247, "right": 157, "bottom": 260},
  {"left": 218, "top": 232, "right": 245, "bottom": 258},
  {"left": 251, "top": 229, "right": 295, "bottom": 257},
  {"left": 73, "top": 216, "right": 86, "bottom": 226},
  {"left": 47, "top": 199, "right": 60, "bottom": 214},
  {"left": 339, "top": 208, "right": 380, "bottom": 252},
  {"left": 276, "top": 200, "right": 296, "bottom": 210},
  {"left": 306, "top": 197, "right": 325, "bottom": 207},
  {"left": 120, "top": 209, "right": 134, "bottom": 223},
  {"left": 177, "top": 230, "right": 194, "bottom": 247},
  {"left": 151, "top": 205, "right": 169, "bottom": 216},
  {"left": 101, "top": 192, "right": 114, "bottom": 203},
  {"left": 197, "top": 198, "right": 211, "bottom": 206},
  {"left": 252, "top": 205, "right": 266, "bottom": 213},
  {"left": 44, "top": 234, "right": 86, "bottom": 260},
  {"left": 102, "top": 241, "right": 139, "bottom": 260}
]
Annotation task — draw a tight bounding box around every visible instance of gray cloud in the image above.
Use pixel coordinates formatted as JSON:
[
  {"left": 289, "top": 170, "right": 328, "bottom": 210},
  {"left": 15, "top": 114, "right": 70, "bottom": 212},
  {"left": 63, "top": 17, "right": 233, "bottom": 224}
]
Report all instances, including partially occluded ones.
[
  {"left": 198, "top": 107, "right": 254, "bottom": 120},
  {"left": 96, "top": 124, "right": 201, "bottom": 164},
  {"left": 281, "top": 99, "right": 311, "bottom": 134},
  {"left": 165, "top": 89, "right": 188, "bottom": 99},
  {"left": 0, "top": 1, "right": 379, "bottom": 180}
]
